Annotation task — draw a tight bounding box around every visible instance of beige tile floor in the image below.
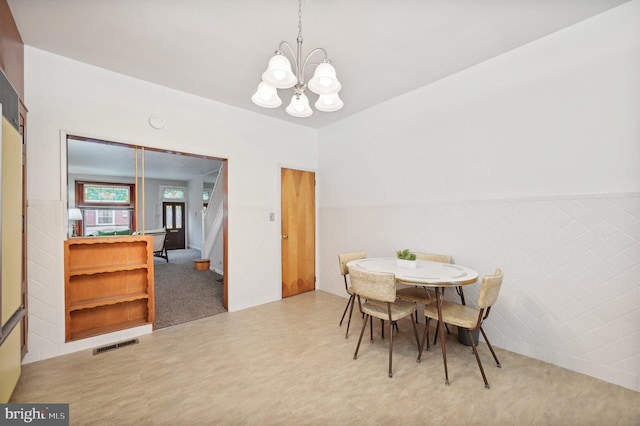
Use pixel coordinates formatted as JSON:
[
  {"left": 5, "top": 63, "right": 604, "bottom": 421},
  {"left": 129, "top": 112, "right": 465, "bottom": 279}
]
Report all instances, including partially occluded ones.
[{"left": 10, "top": 290, "right": 640, "bottom": 425}]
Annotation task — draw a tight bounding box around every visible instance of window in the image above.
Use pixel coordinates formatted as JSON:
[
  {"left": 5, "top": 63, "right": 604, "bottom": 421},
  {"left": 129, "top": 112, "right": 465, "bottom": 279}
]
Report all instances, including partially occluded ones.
[
  {"left": 96, "top": 210, "right": 115, "bottom": 225},
  {"left": 161, "top": 186, "right": 185, "bottom": 200},
  {"left": 165, "top": 205, "right": 173, "bottom": 228},
  {"left": 83, "top": 184, "right": 130, "bottom": 204},
  {"left": 75, "top": 181, "right": 136, "bottom": 236}
]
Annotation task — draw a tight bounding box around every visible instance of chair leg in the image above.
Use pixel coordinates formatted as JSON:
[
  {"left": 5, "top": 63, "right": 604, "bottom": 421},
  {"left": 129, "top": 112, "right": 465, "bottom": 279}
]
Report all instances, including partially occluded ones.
[
  {"left": 432, "top": 320, "right": 451, "bottom": 346},
  {"left": 411, "top": 315, "right": 420, "bottom": 351},
  {"left": 353, "top": 314, "right": 369, "bottom": 360},
  {"left": 339, "top": 294, "right": 356, "bottom": 339},
  {"left": 417, "top": 317, "right": 431, "bottom": 362},
  {"left": 388, "top": 316, "right": 394, "bottom": 378},
  {"left": 345, "top": 294, "right": 356, "bottom": 339},
  {"left": 370, "top": 316, "right": 374, "bottom": 343},
  {"left": 479, "top": 326, "right": 501, "bottom": 367},
  {"left": 339, "top": 294, "right": 353, "bottom": 326},
  {"left": 468, "top": 329, "right": 490, "bottom": 389},
  {"left": 381, "top": 319, "right": 399, "bottom": 338}
]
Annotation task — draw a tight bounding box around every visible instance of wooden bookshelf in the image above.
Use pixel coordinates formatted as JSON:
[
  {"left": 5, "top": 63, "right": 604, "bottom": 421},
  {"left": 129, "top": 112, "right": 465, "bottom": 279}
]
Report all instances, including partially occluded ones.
[{"left": 64, "top": 235, "right": 155, "bottom": 341}]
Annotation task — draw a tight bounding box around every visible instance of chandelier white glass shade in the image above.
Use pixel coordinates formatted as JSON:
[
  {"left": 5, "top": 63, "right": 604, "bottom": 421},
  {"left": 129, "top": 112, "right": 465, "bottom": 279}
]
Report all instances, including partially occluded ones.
[
  {"left": 315, "top": 93, "right": 343, "bottom": 112},
  {"left": 251, "top": 82, "right": 282, "bottom": 108},
  {"left": 252, "top": 0, "right": 343, "bottom": 117},
  {"left": 262, "top": 55, "right": 297, "bottom": 89},
  {"left": 286, "top": 93, "right": 313, "bottom": 118},
  {"left": 307, "top": 62, "right": 341, "bottom": 94}
]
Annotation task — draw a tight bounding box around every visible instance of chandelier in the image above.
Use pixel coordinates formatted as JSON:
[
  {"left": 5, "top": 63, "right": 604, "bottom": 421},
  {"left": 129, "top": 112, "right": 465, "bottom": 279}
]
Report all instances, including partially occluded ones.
[{"left": 251, "top": 0, "right": 343, "bottom": 118}]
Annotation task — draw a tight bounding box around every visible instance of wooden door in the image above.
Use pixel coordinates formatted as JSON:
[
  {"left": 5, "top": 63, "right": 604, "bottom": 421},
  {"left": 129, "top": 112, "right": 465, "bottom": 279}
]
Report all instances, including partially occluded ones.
[
  {"left": 281, "top": 168, "right": 315, "bottom": 297},
  {"left": 162, "top": 202, "right": 186, "bottom": 250}
]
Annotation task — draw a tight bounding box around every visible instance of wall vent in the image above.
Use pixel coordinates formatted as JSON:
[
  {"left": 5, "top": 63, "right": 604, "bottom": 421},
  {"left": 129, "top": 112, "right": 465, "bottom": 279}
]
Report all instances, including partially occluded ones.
[{"left": 93, "top": 338, "right": 139, "bottom": 355}]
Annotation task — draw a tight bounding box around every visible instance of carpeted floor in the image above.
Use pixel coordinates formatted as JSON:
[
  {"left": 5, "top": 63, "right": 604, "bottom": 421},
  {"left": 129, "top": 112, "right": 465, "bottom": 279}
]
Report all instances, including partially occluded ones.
[{"left": 153, "top": 249, "right": 226, "bottom": 329}]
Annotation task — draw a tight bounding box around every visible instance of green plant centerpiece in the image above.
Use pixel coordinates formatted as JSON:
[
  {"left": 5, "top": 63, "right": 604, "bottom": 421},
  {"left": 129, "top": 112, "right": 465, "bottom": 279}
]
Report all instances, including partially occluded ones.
[
  {"left": 396, "top": 249, "right": 416, "bottom": 260},
  {"left": 396, "top": 249, "right": 417, "bottom": 269}
]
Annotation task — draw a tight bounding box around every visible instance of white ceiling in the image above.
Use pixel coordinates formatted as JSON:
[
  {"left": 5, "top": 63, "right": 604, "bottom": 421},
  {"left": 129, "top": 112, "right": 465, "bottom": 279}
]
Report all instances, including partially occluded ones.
[{"left": 7, "top": 0, "right": 629, "bottom": 129}]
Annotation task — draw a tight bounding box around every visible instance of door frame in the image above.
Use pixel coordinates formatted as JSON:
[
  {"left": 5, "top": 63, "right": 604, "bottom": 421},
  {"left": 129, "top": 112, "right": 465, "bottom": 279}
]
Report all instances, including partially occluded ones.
[{"left": 62, "top": 132, "right": 229, "bottom": 311}]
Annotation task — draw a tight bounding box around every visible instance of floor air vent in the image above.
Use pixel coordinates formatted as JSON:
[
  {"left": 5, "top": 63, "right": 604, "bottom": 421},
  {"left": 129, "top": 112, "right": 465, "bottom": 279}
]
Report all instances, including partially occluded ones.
[{"left": 93, "top": 338, "right": 139, "bottom": 355}]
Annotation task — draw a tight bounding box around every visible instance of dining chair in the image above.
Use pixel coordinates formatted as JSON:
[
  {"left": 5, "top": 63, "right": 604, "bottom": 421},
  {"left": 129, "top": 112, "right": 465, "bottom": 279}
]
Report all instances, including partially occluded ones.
[
  {"left": 338, "top": 251, "right": 366, "bottom": 338},
  {"left": 396, "top": 252, "right": 453, "bottom": 323},
  {"left": 350, "top": 267, "right": 420, "bottom": 378},
  {"left": 133, "top": 228, "right": 169, "bottom": 262},
  {"left": 419, "top": 268, "right": 504, "bottom": 389}
]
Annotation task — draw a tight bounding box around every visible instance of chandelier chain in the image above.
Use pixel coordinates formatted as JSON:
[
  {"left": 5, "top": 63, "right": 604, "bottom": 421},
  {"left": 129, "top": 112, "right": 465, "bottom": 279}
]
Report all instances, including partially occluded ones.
[{"left": 298, "top": 0, "right": 303, "bottom": 41}]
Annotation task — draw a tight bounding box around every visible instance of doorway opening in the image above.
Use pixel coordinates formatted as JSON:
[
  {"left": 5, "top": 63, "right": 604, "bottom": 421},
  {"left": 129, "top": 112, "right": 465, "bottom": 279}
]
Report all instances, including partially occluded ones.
[{"left": 66, "top": 135, "right": 228, "bottom": 328}]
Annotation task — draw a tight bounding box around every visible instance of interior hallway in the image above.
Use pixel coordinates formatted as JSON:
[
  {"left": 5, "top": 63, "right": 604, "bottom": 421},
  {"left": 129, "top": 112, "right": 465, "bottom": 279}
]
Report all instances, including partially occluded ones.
[{"left": 10, "top": 291, "right": 640, "bottom": 425}]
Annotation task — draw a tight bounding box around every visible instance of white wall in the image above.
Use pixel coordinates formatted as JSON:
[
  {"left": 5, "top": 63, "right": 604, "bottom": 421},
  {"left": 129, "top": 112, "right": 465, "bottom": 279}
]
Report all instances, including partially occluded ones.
[
  {"left": 24, "top": 47, "right": 317, "bottom": 363},
  {"left": 317, "top": 2, "right": 640, "bottom": 391},
  {"left": 140, "top": 177, "right": 188, "bottom": 231},
  {"left": 187, "top": 175, "right": 204, "bottom": 250}
]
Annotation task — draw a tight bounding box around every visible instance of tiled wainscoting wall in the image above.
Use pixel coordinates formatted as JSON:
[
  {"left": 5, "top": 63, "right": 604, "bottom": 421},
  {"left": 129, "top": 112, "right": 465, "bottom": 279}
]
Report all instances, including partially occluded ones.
[
  {"left": 25, "top": 200, "right": 151, "bottom": 364},
  {"left": 319, "top": 193, "right": 639, "bottom": 391}
]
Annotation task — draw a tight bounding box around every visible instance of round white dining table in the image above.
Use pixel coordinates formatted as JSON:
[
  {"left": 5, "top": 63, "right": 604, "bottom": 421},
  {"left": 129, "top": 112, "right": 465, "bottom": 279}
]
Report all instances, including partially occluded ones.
[{"left": 347, "top": 257, "right": 479, "bottom": 385}]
